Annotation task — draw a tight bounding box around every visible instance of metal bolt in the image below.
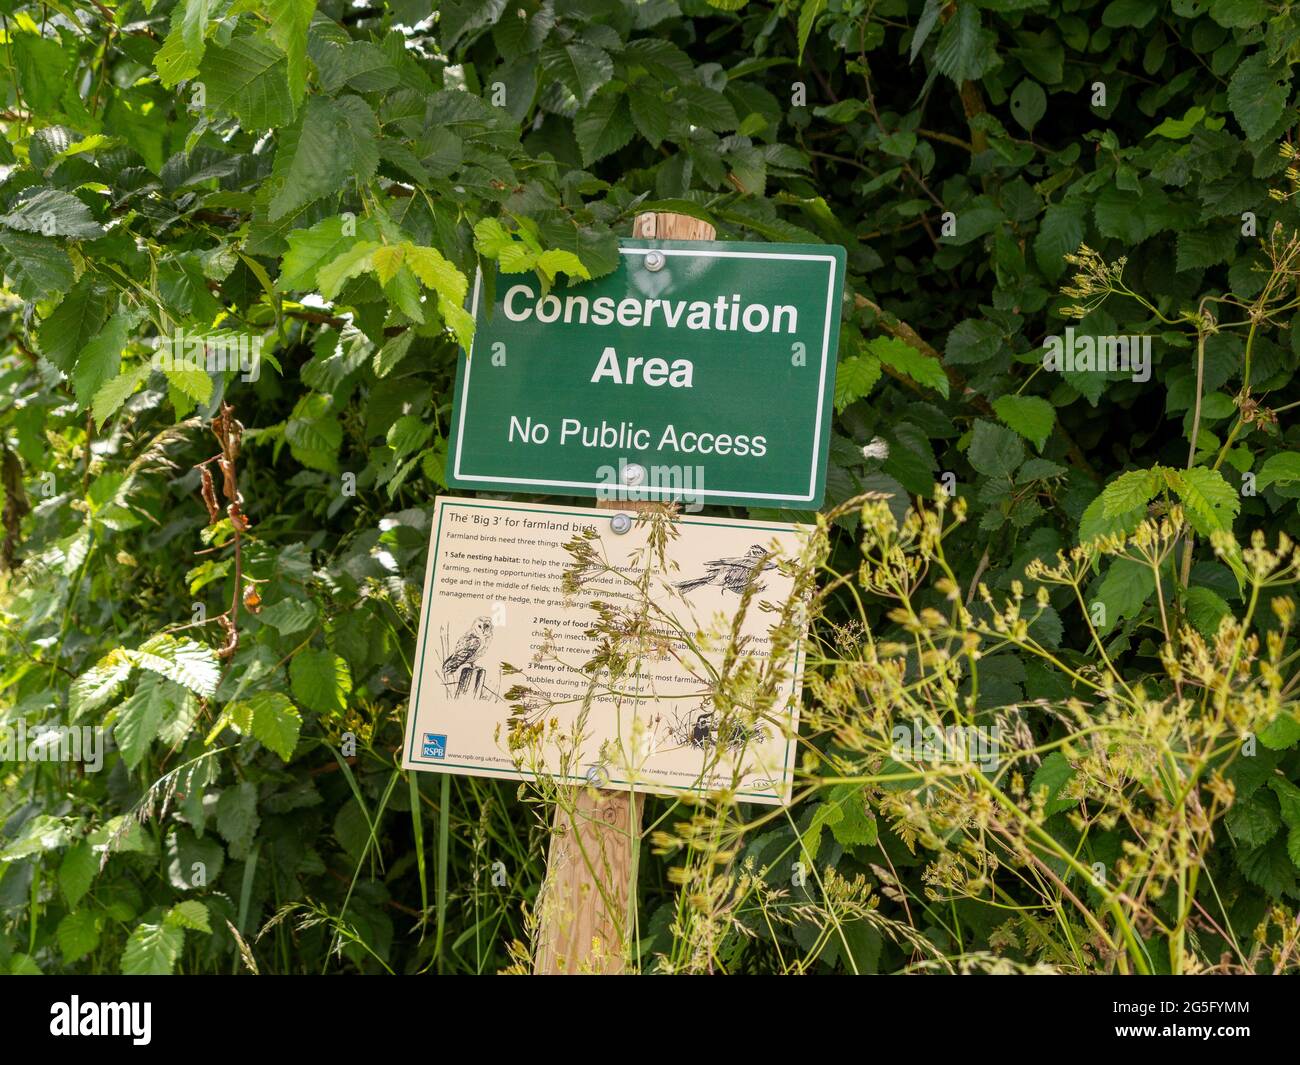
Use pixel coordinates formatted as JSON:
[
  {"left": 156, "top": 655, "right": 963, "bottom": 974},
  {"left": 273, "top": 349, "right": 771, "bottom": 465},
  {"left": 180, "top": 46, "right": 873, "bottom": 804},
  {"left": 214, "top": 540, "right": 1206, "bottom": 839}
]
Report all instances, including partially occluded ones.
[
  {"left": 610, "top": 513, "right": 632, "bottom": 535},
  {"left": 586, "top": 764, "right": 609, "bottom": 786},
  {"left": 622, "top": 462, "right": 646, "bottom": 486},
  {"left": 644, "top": 250, "right": 665, "bottom": 272}
]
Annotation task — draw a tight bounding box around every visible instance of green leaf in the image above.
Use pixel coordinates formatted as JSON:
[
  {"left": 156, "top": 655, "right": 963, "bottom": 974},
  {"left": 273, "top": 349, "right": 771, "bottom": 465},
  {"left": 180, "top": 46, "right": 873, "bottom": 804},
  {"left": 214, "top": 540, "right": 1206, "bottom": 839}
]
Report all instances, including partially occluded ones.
[
  {"left": 1182, "top": 585, "right": 1231, "bottom": 637},
  {"left": 1100, "top": 468, "right": 1160, "bottom": 518},
  {"left": 165, "top": 899, "right": 212, "bottom": 933},
  {"left": 154, "top": 0, "right": 215, "bottom": 88},
  {"left": 198, "top": 33, "right": 296, "bottom": 131},
  {"left": 269, "top": 96, "right": 377, "bottom": 221},
  {"left": 1092, "top": 556, "right": 1157, "bottom": 633},
  {"left": 115, "top": 673, "right": 177, "bottom": 770},
  {"left": 834, "top": 354, "right": 882, "bottom": 412},
  {"left": 629, "top": 84, "right": 671, "bottom": 146},
  {"left": 58, "top": 910, "right": 102, "bottom": 964},
  {"left": 946, "top": 318, "right": 1002, "bottom": 365},
  {"left": 59, "top": 841, "right": 97, "bottom": 909},
  {"left": 797, "top": 0, "right": 826, "bottom": 62},
  {"left": 575, "top": 92, "right": 636, "bottom": 167},
  {"left": 1030, "top": 752, "right": 1076, "bottom": 816},
  {"left": 266, "top": 0, "right": 317, "bottom": 103},
  {"left": 1009, "top": 79, "right": 1046, "bottom": 132},
  {"left": 1227, "top": 52, "right": 1291, "bottom": 142},
  {"left": 1168, "top": 466, "right": 1240, "bottom": 536},
  {"left": 71, "top": 650, "right": 133, "bottom": 719},
  {"left": 316, "top": 241, "right": 381, "bottom": 299},
  {"left": 1149, "top": 105, "right": 1205, "bottom": 139},
  {"left": 91, "top": 364, "right": 151, "bottom": 429},
  {"left": 868, "top": 335, "right": 948, "bottom": 397},
  {"left": 1227, "top": 791, "right": 1281, "bottom": 847},
  {"left": 1, "top": 815, "right": 71, "bottom": 861},
  {"left": 933, "top": 4, "right": 997, "bottom": 83},
  {"left": 290, "top": 649, "right": 351, "bottom": 715},
  {"left": 1257, "top": 451, "right": 1300, "bottom": 490},
  {"left": 0, "top": 231, "right": 75, "bottom": 300},
  {"left": 128, "top": 635, "right": 221, "bottom": 697},
  {"left": 541, "top": 42, "right": 613, "bottom": 106},
  {"left": 967, "top": 419, "right": 1025, "bottom": 479},
  {"left": 73, "top": 311, "right": 136, "bottom": 409},
  {"left": 258, "top": 597, "right": 317, "bottom": 635},
  {"left": 992, "top": 394, "right": 1055, "bottom": 452},
  {"left": 826, "top": 783, "right": 878, "bottom": 847},
  {"left": 253, "top": 692, "right": 304, "bottom": 761},
  {"left": 216, "top": 781, "right": 260, "bottom": 857},
  {"left": 121, "top": 921, "right": 185, "bottom": 975},
  {"left": 0, "top": 187, "right": 103, "bottom": 239},
  {"left": 37, "top": 277, "right": 112, "bottom": 374}
]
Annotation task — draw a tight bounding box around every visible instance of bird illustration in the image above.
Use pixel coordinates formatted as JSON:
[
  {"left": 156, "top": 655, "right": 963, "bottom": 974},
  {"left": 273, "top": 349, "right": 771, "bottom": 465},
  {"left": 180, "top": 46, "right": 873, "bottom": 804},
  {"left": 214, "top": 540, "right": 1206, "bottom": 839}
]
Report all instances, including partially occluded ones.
[
  {"left": 442, "top": 616, "right": 493, "bottom": 682},
  {"left": 675, "top": 544, "right": 776, "bottom": 595}
]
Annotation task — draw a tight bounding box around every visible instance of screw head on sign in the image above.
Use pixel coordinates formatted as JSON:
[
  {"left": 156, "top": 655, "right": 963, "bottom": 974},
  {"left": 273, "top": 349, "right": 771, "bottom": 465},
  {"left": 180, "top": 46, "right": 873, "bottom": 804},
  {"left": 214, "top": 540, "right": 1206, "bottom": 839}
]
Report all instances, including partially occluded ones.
[
  {"left": 644, "top": 250, "right": 665, "bottom": 272},
  {"left": 610, "top": 513, "right": 632, "bottom": 535},
  {"left": 622, "top": 463, "right": 646, "bottom": 486},
  {"left": 586, "top": 764, "right": 609, "bottom": 786}
]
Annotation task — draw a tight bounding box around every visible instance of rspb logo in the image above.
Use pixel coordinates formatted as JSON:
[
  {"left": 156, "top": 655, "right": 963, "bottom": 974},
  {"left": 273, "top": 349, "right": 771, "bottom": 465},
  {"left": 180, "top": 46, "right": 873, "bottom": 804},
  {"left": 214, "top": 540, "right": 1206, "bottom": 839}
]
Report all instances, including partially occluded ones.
[{"left": 422, "top": 733, "right": 447, "bottom": 759}]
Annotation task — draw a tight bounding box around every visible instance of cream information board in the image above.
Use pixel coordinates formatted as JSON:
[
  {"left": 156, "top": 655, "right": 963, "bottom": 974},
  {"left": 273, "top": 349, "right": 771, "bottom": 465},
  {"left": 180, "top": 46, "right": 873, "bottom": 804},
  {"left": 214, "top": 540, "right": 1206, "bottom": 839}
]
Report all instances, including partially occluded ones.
[{"left": 401, "top": 497, "right": 811, "bottom": 804}]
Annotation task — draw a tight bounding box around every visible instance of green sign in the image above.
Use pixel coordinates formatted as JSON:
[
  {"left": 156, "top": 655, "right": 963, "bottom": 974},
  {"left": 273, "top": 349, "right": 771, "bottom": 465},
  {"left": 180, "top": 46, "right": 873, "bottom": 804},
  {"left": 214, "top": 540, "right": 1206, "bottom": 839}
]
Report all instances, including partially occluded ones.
[{"left": 446, "top": 239, "right": 846, "bottom": 507}]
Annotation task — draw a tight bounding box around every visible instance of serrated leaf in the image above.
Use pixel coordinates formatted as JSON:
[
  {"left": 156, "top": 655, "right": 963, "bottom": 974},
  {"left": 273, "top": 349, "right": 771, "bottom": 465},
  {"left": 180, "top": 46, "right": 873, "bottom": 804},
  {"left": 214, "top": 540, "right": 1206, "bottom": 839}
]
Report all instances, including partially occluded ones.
[
  {"left": 869, "top": 335, "right": 948, "bottom": 397},
  {"left": 115, "top": 673, "right": 177, "bottom": 770},
  {"left": 128, "top": 635, "right": 221, "bottom": 697},
  {"left": 1168, "top": 466, "right": 1240, "bottom": 536},
  {"left": 933, "top": 3, "right": 997, "bottom": 83},
  {"left": 0, "top": 187, "right": 103, "bottom": 239},
  {"left": 833, "top": 354, "right": 881, "bottom": 412},
  {"left": 540, "top": 42, "right": 613, "bottom": 106},
  {"left": 290, "top": 649, "right": 351, "bottom": 715},
  {"left": 992, "top": 394, "right": 1055, "bottom": 452},
  {"left": 40, "top": 277, "right": 113, "bottom": 374},
  {"left": 967, "top": 419, "right": 1024, "bottom": 479},
  {"left": 0, "top": 231, "right": 75, "bottom": 300},
  {"left": 225, "top": 690, "right": 304, "bottom": 761},
  {"left": 215, "top": 780, "right": 259, "bottom": 857},
  {"left": 1100, "top": 468, "right": 1159, "bottom": 518},
  {"left": 71, "top": 650, "right": 134, "bottom": 719},
  {"left": 575, "top": 92, "right": 635, "bottom": 166},
  {"left": 1227, "top": 52, "right": 1290, "bottom": 142},
  {"left": 316, "top": 241, "right": 380, "bottom": 299},
  {"left": 121, "top": 921, "right": 185, "bottom": 975},
  {"left": 1257, "top": 451, "right": 1300, "bottom": 490},
  {"left": 198, "top": 33, "right": 296, "bottom": 131},
  {"left": 58, "top": 910, "right": 102, "bottom": 964},
  {"left": 59, "top": 841, "right": 97, "bottom": 909},
  {"left": 91, "top": 364, "right": 151, "bottom": 429},
  {"left": 269, "top": 96, "right": 377, "bottom": 221},
  {"left": 165, "top": 899, "right": 212, "bottom": 933}
]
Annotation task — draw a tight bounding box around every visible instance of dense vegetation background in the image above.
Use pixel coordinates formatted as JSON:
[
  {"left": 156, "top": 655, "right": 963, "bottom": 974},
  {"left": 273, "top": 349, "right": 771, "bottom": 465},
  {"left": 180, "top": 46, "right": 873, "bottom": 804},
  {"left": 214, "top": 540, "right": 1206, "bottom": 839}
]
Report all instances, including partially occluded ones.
[{"left": 1, "top": 0, "right": 1298, "bottom": 974}]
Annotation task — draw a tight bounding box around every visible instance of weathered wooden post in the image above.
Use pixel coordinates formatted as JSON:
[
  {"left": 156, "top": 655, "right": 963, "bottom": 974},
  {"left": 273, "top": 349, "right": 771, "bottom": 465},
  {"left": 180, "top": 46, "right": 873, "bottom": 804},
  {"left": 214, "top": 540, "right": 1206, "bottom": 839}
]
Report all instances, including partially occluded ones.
[{"left": 532, "top": 211, "right": 716, "bottom": 975}]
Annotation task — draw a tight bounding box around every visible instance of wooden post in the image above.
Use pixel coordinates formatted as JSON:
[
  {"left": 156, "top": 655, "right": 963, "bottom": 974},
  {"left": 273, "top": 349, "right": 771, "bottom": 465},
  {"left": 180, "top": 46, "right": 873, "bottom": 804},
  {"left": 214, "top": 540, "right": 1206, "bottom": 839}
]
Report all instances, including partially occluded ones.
[{"left": 533, "top": 211, "right": 716, "bottom": 975}]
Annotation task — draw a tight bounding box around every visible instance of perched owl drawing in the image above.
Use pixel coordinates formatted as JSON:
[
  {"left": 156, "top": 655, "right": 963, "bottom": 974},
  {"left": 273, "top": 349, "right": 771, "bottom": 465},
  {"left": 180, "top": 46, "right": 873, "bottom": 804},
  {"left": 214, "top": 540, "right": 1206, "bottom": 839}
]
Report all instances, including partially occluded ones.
[
  {"left": 442, "top": 616, "right": 493, "bottom": 683},
  {"left": 675, "top": 545, "right": 776, "bottom": 595}
]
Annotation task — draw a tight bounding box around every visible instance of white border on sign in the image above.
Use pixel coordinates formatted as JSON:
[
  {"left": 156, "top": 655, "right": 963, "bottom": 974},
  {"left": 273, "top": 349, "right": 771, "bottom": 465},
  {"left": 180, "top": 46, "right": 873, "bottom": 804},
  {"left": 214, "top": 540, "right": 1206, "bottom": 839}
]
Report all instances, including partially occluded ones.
[{"left": 450, "top": 247, "right": 840, "bottom": 503}]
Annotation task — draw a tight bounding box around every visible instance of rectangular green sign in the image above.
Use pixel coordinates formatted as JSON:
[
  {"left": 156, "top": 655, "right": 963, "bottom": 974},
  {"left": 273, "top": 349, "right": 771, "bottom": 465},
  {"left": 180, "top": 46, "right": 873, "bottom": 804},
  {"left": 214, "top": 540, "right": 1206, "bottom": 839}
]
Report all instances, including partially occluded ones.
[{"left": 446, "top": 239, "right": 846, "bottom": 507}]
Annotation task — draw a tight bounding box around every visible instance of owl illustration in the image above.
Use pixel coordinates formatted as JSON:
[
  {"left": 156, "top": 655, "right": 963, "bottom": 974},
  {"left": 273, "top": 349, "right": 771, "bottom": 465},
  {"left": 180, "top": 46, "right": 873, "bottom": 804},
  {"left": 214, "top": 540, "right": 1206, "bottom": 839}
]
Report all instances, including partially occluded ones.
[{"left": 442, "top": 616, "right": 493, "bottom": 681}]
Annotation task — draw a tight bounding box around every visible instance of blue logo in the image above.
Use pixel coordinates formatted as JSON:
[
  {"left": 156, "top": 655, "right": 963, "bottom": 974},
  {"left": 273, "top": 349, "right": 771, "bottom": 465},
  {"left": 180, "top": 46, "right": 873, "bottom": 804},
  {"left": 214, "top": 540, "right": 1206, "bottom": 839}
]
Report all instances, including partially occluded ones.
[{"left": 422, "top": 733, "right": 447, "bottom": 759}]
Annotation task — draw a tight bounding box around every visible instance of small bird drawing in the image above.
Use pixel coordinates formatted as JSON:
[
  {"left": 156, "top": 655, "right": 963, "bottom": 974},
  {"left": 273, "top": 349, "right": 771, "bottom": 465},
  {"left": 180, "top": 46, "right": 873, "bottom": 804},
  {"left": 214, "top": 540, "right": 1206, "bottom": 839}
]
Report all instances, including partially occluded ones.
[
  {"left": 442, "top": 616, "right": 493, "bottom": 683},
  {"left": 675, "top": 544, "right": 776, "bottom": 596}
]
